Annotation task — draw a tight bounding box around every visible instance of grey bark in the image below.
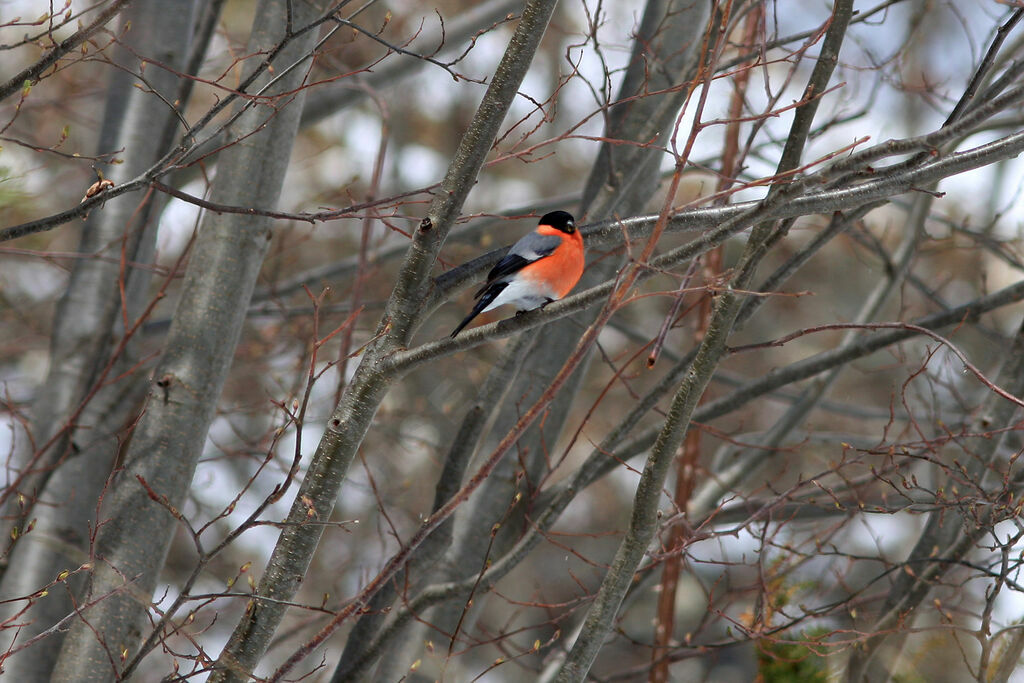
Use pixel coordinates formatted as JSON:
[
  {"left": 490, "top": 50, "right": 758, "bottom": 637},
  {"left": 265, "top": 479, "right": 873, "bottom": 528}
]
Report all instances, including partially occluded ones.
[
  {"left": 326, "top": 18, "right": 1024, "bottom": 679},
  {"left": 0, "top": 2, "right": 196, "bottom": 678},
  {"left": 305, "top": 57, "right": 1024, "bottom": 683},
  {"left": 6, "top": 2, "right": 1024, "bottom": 680},
  {"left": 46, "top": 1, "right": 324, "bottom": 680},
  {"left": 331, "top": 336, "right": 533, "bottom": 681},
  {"left": 210, "top": 1, "right": 561, "bottom": 680},
  {"left": 555, "top": 0, "right": 855, "bottom": 677},
  {"left": 319, "top": 270, "right": 1024, "bottom": 683},
  {"left": 351, "top": 1, "right": 713, "bottom": 678}
]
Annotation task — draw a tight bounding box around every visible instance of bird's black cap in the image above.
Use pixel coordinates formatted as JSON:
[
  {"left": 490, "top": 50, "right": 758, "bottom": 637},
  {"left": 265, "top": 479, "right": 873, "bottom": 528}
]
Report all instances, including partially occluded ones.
[{"left": 539, "top": 210, "right": 576, "bottom": 233}]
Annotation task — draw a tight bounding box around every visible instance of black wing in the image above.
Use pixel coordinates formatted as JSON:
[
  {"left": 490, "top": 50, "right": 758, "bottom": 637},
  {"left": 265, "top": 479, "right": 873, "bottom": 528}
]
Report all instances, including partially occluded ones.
[{"left": 476, "top": 232, "right": 561, "bottom": 297}]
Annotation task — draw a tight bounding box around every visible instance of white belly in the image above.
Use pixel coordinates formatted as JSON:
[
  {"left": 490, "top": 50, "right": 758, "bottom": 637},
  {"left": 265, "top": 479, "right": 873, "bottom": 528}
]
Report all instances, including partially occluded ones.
[{"left": 482, "top": 278, "right": 556, "bottom": 312}]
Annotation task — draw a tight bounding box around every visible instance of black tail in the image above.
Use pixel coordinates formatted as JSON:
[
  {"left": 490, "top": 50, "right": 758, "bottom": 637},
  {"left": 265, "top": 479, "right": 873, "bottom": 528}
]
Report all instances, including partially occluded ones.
[{"left": 450, "top": 282, "right": 507, "bottom": 337}]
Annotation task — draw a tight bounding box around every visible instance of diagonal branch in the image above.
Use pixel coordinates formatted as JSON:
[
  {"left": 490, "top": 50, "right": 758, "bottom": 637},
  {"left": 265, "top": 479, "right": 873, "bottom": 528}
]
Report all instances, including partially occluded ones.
[{"left": 208, "top": 1, "right": 563, "bottom": 680}]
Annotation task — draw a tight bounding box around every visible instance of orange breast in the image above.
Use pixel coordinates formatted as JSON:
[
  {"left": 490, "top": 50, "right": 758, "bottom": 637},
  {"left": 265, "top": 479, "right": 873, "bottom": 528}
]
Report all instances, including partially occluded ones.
[{"left": 521, "top": 226, "right": 585, "bottom": 299}]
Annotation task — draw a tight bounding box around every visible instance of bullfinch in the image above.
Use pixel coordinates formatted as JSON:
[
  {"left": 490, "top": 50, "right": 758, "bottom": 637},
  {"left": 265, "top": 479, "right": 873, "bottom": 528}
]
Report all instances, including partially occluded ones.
[{"left": 450, "top": 210, "right": 584, "bottom": 337}]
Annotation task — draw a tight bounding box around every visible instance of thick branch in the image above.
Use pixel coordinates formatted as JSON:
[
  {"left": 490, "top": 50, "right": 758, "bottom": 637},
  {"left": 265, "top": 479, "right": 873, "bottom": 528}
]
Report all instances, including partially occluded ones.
[{"left": 209, "top": 1, "right": 562, "bottom": 680}]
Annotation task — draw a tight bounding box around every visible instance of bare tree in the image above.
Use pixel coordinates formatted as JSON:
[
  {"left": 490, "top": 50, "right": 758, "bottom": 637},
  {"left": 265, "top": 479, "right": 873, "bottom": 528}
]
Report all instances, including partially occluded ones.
[{"left": 3, "top": 1, "right": 1024, "bottom": 681}]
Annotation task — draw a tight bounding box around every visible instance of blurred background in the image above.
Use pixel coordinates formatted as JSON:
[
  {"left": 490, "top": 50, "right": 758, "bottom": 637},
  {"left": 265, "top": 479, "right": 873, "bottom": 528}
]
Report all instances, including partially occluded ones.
[{"left": 3, "top": 0, "right": 1024, "bottom": 680}]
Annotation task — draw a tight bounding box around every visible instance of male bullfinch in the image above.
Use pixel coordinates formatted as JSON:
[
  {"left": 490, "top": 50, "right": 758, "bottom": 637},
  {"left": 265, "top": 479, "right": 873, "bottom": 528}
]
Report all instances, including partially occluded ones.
[{"left": 450, "top": 210, "right": 584, "bottom": 337}]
